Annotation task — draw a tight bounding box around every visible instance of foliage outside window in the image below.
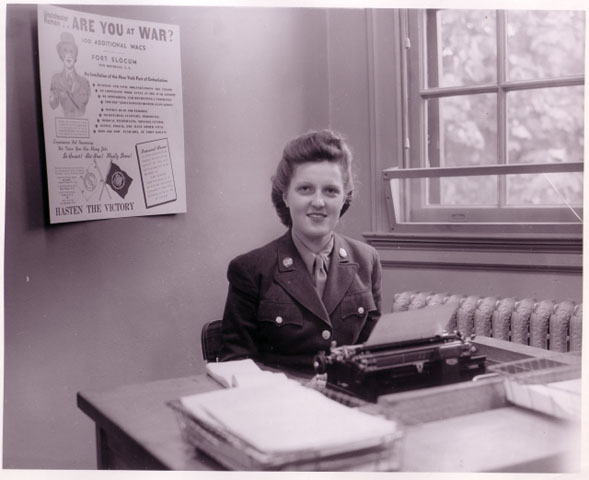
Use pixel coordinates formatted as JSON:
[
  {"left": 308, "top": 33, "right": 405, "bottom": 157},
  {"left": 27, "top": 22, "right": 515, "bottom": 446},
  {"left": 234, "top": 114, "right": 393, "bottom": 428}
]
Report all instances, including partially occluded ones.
[{"left": 386, "top": 9, "right": 584, "bottom": 234}]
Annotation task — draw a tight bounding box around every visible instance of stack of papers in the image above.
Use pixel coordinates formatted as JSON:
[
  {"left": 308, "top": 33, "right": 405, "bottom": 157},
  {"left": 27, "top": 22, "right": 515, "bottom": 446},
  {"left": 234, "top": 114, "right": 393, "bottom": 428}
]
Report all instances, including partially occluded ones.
[
  {"left": 177, "top": 378, "right": 402, "bottom": 470},
  {"left": 489, "top": 357, "right": 582, "bottom": 421},
  {"left": 504, "top": 377, "right": 581, "bottom": 420}
]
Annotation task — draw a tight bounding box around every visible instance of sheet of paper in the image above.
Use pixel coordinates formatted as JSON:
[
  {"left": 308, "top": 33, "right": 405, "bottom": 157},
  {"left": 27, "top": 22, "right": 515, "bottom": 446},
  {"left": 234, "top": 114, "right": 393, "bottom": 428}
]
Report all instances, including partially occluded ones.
[
  {"left": 365, "top": 302, "right": 458, "bottom": 346},
  {"left": 181, "top": 382, "right": 398, "bottom": 454},
  {"left": 205, "top": 359, "right": 261, "bottom": 388},
  {"left": 548, "top": 378, "right": 582, "bottom": 394},
  {"left": 231, "top": 371, "right": 289, "bottom": 388},
  {"left": 506, "top": 378, "right": 581, "bottom": 420}
]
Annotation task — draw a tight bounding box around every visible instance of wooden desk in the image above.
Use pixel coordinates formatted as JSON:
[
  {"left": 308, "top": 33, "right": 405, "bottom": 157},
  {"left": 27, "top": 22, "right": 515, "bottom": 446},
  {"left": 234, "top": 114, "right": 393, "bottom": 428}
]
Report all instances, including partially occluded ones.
[{"left": 77, "top": 338, "right": 581, "bottom": 472}]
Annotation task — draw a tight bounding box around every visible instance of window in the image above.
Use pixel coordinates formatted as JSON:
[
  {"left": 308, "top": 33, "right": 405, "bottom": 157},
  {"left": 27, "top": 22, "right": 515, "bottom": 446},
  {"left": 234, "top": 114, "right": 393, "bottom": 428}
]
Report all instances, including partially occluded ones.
[{"left": 385, "top": 9, "right": 584, "bottom": 233}]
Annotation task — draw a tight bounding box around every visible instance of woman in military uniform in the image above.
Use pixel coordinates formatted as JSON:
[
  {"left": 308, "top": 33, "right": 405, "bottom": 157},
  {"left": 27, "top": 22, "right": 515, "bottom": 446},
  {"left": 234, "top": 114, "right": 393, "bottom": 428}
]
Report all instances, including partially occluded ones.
[
  {"left": 49, "top": 32, "right": 91, "bottom": 118},
  {"left": 219, "top": 129, "right": 382, "bottom": 374}
]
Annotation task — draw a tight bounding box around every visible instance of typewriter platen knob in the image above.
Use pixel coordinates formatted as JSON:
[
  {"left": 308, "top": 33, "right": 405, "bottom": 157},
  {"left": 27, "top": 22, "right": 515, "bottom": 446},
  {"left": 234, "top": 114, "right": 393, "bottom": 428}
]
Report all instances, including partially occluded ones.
[{"left": 313, "top": 352, "right": 327, "bottom": 374}]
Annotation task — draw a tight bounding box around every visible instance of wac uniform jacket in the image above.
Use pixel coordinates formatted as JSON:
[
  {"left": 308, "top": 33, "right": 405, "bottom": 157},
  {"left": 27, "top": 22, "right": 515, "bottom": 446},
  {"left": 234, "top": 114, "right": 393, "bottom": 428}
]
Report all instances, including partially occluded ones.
[
  {"left": 49, "top": 69, "right": 91, "bottom": 118},
  {"left": 219, "top": 230, "right": 382, "bottom": 373}
]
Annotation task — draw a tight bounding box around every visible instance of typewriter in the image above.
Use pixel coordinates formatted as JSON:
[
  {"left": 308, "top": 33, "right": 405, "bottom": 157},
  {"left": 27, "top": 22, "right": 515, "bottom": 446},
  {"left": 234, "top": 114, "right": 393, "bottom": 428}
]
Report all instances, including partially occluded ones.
[{"left": 313, "top": 304, "right": 487, "bottom": 402}]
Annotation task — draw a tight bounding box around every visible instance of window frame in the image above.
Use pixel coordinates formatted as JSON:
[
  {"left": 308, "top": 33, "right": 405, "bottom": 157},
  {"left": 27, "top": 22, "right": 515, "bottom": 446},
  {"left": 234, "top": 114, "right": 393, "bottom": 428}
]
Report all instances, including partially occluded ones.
[{"left": 388, "top": 8, "right": 584, "bottom": 235}]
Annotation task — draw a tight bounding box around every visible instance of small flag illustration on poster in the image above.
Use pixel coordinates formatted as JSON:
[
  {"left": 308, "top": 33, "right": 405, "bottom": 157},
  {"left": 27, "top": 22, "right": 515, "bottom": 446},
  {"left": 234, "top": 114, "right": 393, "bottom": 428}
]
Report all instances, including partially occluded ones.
[
  {"left": 105, "top": 162, "right": 133, "bottom": 198},
  {"left": 78, "top": 161, "right": 103, "bottom": 201}
]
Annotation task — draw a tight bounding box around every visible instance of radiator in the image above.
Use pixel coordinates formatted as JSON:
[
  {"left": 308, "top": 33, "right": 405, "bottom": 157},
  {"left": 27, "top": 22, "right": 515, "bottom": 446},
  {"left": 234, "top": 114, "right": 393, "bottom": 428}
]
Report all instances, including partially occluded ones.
[{"left": 392, "top": 291, "right": 582, "bottom": 353}]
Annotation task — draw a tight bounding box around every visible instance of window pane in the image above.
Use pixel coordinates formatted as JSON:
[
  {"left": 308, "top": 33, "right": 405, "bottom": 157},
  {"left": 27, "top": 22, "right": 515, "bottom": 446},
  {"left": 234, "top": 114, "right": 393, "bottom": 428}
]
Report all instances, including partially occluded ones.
[
  {"left": 427, "top": 94, "right": 498, "bottom": 206},
  {"left": 430, "top": 94, "right": 498, "bottom": 167},
  {"left": 435, "top": 176, "right": 497, "bottom": 206},
  {"left": 391, "top": 176, "right": 582, "bottom": 223},
  {"left": 507, "top": 172, "right": 583, "bottom": 208},
  {"left": 507, "top": 86, "right": 585, "bottom": 165},
  {"left": 429, "top": 10, "right": 496, "bottom": 88},
  {"left": 507, "top": 11, "right": 586, "bottom": 81}
]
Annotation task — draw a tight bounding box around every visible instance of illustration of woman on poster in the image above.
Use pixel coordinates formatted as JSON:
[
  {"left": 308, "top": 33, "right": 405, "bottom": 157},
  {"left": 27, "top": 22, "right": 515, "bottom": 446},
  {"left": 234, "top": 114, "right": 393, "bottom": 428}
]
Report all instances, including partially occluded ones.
[{"left": 49, "top": 32, "right": 91, "bottom": 118}]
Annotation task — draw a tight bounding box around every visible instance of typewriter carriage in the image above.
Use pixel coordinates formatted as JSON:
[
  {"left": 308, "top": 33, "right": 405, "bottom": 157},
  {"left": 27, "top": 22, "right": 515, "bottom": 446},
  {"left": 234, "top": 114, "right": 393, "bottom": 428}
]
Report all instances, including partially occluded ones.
[{"left": 313, "top": 331, "right": 487, "bottom": 403}]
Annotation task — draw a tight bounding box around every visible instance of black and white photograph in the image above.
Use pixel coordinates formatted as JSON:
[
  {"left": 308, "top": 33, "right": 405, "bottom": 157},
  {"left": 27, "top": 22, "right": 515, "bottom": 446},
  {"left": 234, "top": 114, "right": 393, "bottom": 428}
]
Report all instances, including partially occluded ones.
[{"left": 2, "top": 0, "right": 586, "bottom": 478}]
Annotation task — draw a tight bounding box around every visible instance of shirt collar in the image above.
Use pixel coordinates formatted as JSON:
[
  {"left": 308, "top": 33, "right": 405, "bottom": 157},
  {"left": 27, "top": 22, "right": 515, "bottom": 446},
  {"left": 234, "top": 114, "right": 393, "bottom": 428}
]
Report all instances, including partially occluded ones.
[{"left": 291, "top": 230, "right": 334, "bottom": 276}]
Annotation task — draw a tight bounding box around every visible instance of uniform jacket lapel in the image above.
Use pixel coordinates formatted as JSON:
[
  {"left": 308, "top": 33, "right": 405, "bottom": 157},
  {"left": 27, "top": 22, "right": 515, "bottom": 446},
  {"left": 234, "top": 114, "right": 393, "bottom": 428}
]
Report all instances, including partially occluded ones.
[
  {"left": 274, "top": 232, "right": 331, "bottom": 326},
  {"left": 322, "top": 234, "right": 359, "bottom": 316}
]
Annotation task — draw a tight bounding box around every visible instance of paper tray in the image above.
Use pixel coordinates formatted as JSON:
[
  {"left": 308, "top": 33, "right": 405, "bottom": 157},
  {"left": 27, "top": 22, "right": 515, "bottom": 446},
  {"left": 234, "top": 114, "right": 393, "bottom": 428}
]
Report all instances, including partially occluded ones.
[
  {"left": 489, "top": 357, "right": 581, "bottom": 420},
  {"left": 168, "top": 399, "right": 402, "bottom": 471}
]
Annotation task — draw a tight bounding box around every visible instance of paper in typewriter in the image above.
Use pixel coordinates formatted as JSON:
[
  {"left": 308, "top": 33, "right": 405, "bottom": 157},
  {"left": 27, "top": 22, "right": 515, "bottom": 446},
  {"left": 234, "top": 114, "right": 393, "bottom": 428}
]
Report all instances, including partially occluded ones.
[
  {"left": 365, "top": 302, "right": 459, "bottom": 346},
  {"left": 180, "top": 382, "right": 398, "bottom": 454}
]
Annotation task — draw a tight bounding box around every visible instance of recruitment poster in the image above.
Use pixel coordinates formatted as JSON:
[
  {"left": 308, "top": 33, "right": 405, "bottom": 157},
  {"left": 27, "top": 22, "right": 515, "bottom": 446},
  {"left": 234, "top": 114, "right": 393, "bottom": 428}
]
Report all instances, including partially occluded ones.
[{"left": 37, "top": 5, "right": 187, "bottom": 224}]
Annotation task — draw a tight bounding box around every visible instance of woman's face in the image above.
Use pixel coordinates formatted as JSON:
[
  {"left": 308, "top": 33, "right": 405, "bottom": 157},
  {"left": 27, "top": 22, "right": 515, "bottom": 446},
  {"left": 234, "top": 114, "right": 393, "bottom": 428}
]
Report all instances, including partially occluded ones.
[
  {"left": 61, "top": 46, "right": 76, "bottom": 69},
  {"left": 283, "top": 161, "right": 346, "bottom": 247}
]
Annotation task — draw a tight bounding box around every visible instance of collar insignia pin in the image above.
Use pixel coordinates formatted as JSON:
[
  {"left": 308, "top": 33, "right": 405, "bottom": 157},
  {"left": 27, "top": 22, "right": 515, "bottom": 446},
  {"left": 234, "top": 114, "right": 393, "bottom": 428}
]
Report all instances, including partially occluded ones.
[{"left": 283, "top": 257, "right": 293, "bottom": 268}]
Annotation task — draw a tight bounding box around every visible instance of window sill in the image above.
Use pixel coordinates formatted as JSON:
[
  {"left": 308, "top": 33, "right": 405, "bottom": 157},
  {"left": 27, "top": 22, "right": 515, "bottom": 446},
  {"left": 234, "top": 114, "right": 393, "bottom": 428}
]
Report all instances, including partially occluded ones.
[{"left": 362, "top": 231, "right": 582, "bottom": 273}]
